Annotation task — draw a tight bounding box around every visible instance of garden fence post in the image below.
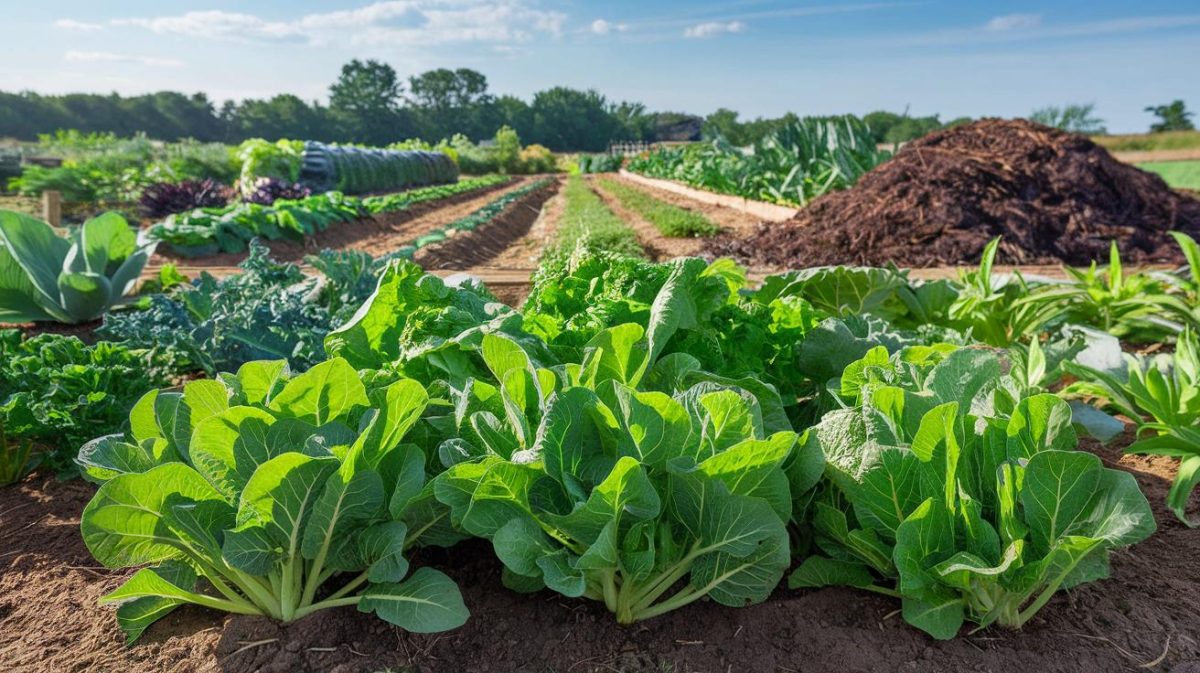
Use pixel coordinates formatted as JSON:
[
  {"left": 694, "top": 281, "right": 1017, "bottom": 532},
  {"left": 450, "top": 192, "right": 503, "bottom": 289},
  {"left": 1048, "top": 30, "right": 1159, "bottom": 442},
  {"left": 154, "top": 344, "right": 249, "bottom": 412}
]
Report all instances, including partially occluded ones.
[{"left": 42, "top": 190, "right": 62, "bottom": 227}]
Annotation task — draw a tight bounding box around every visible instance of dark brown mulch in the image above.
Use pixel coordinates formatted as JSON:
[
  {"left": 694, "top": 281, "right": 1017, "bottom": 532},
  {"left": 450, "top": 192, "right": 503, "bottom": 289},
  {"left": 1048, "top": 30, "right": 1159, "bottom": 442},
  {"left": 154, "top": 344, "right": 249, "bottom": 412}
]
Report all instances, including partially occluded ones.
[
  {"left": 708, "top": 118, "right": 1200, "bottom": 268},
  {"left": 2, "top": 427, "right": 1197, "bottom": 673}
]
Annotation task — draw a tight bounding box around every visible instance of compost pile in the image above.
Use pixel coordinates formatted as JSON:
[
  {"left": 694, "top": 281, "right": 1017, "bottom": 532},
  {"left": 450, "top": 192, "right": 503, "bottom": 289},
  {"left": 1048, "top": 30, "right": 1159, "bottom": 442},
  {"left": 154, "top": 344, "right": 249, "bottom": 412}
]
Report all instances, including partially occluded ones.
[{"left": 710, "top": 118, "right": 1200, "bottom": 267}]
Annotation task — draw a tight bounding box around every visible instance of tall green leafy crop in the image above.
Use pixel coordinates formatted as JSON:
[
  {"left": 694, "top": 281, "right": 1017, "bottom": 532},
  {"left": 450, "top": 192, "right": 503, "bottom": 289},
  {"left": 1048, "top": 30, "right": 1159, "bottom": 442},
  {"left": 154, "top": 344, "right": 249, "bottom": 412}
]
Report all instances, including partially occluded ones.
[
  {"left": 77, "top": 358, "right": 467, "bottom": 641},
  {"left": 791, "top": 346, "right": 1154, "bottom": 638},
  {"left": 432, "top": 326, "right": 821, "bottom": 623}
]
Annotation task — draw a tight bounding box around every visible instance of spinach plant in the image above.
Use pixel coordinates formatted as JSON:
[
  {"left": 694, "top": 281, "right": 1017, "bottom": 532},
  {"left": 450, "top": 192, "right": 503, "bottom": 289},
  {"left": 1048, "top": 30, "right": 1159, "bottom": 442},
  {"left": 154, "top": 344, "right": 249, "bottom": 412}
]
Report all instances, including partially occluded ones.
[
  {"left": 77, "top": 358, "right": 467, "bottom": 641},
  {"left": 791, "top": 347, "right": 1154, "bottom": 638}
]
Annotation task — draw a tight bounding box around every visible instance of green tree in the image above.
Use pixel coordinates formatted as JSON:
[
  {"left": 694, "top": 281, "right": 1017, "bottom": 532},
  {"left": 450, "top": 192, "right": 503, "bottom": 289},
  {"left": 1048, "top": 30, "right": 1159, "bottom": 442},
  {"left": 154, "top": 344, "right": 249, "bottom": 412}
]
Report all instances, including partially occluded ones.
[
  {"left": 528, "top": 87, "right": 617, "bottom": 151},
  {"left": 1145, "top": 100, "right": 1195, "bottom": 132},
  {"left": 328, "top": 59, "right": 405, "bottom": 145},
  {"left": 703, "top": 108, "right": 743, "bottom": 143},
  {"left": 1029, "top": 103, "right": 1106, "bottom": 134},
  {"left": 493, "top": 125, "right": 521, "bottom": 173}
]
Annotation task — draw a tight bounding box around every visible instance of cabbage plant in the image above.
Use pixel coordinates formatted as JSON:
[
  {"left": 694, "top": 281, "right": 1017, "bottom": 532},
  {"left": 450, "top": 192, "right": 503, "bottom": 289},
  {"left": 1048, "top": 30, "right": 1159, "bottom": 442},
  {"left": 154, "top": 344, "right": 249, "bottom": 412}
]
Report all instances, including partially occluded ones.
[
  {"left": 0, "top": 209, "right": 154, "bottom": 324},
  {"left": 77, "top": 358, "right": 467, "bottom": 642},
  {"left": 791, "top": 346, "right": 1155, "bottom": 639}
]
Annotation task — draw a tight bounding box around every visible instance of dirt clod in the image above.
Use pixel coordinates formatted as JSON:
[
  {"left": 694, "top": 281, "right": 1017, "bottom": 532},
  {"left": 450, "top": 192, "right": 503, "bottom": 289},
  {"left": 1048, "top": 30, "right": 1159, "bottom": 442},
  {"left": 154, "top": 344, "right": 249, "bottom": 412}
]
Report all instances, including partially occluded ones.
[{"left": 709, "top": 119, "right": 1200, "bottom": 267}]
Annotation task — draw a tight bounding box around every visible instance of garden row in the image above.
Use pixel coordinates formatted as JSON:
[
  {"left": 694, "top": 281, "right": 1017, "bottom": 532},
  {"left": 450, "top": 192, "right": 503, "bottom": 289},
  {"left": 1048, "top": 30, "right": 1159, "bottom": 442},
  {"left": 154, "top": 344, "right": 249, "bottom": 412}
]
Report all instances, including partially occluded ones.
[{"left": 3, "top": 226, "right": 1199, "bottom": 654}]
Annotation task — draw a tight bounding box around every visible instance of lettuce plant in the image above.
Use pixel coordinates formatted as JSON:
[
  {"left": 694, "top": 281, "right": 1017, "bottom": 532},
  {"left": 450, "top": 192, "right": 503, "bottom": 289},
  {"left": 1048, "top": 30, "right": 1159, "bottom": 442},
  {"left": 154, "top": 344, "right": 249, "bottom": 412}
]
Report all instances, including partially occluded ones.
[
  {"left": 0, "top": 209, "right": 155, "bottom": 324},
  {"left": 77, "top": 358, "right": 467, "bottom": 642},
  {"left": 431, "top": 327, "right": 821, "bottom": 623},
  {"left": 791, "top": 346, "right": 1154, "bottom": 639}
]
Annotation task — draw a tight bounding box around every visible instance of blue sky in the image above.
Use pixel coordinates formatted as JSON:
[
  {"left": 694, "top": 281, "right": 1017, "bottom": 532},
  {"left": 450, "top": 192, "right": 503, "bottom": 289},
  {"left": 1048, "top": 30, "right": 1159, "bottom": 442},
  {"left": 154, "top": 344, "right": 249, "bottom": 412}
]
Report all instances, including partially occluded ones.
[{"left": 3, "top": 1, "right": 1198, "bottom": 132}]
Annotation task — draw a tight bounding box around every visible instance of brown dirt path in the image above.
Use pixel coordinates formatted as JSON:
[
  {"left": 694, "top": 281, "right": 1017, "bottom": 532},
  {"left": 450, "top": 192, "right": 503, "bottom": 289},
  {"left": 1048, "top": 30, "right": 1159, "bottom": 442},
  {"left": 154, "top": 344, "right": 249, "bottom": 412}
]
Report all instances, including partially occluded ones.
[
  {"left": 606, "top": 173, "right": 763, "bottom": 236},
  {"left": 586, "top": 175, "right": 705, "bottom": 260}
]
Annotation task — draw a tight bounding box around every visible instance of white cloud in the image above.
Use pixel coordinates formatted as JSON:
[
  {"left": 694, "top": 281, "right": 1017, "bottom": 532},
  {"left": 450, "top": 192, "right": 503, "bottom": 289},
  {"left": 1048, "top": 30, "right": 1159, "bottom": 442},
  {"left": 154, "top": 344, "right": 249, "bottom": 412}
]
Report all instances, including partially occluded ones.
[
  {"left": 985, "top": 14, "right": 1042, "bottom": 32},
  {"left": 64, "top": 50, "right": 183, "bottom": 67},
  {"left": 112, "top": 1, "right": 566, "bottom": 47},
  {"left": 590, "top": 19, "right": 629, "bottom": 35},
  {"left": 55, "top": 19, "right": 104, "bottom": 32},
  {"left": 683, "top": 20, "right": 746, "bottom": 39}
]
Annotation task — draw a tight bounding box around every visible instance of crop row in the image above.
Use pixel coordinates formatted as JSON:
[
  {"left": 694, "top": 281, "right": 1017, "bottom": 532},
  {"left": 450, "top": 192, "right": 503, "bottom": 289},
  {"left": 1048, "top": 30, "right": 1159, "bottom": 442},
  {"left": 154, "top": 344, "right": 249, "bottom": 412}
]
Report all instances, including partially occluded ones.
[
  {"left": 625, "top": 116, "right": 888, "bottom": 206},
  {"left": 2, "top": 231, "right": 1196, "bottom": 644},
  {"left": 149, "top": 175, "right": 511, "bottom": 256}
]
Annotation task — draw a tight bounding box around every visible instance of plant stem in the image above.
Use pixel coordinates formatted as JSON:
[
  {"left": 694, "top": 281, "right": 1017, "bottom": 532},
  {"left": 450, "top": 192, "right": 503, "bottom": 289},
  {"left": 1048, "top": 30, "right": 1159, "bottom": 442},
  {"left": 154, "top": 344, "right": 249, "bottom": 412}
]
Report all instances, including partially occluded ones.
[
  {"left": 292, "top": 596, "right": 361, "bottom": 621},
  {"left": 326, "top": 571, "right": 370, "bottom": 602}
]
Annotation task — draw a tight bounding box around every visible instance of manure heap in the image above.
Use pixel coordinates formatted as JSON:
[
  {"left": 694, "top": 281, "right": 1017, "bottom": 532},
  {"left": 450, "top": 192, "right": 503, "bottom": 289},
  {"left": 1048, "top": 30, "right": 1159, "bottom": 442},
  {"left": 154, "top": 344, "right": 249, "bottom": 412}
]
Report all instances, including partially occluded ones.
[{"left": 710, "top": 118, "right": 1200, "bottom": 267}]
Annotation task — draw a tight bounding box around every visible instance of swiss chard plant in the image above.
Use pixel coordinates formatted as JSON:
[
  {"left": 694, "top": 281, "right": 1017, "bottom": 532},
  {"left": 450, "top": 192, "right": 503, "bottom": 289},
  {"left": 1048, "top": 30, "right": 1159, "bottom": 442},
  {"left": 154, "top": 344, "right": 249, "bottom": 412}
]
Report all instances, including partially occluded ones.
[
  {"left": 431, "top": 325, "right": 821, "bottom": 623},
  {"left": 0, "top": 209, "right": 155, "bottom": 324},
  {"left": 76, "top": 358, "right": 467, "bottom": 642},
  {"left": 1065, "top": 329, "right": 1200, "bottom": 526},
  {"left": 791, "top": 346, "right": 1155, "bottom": 639}
]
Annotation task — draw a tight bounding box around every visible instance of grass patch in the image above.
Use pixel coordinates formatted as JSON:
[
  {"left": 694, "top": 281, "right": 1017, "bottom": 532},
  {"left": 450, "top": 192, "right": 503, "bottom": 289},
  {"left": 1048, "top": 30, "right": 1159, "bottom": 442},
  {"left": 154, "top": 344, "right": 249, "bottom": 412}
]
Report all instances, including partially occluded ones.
[
  {"left": 1138, "top": 160, "right": 1200, "bottom": 191},
  {"left": 552, "top": 176, "right": 644, "bottom": 257},
  {"left": 1092, "top": 130, "right": 1200, "bottom": 152},
  {"left": 595, "top": 177, "right": 720, "bottom": 238}
]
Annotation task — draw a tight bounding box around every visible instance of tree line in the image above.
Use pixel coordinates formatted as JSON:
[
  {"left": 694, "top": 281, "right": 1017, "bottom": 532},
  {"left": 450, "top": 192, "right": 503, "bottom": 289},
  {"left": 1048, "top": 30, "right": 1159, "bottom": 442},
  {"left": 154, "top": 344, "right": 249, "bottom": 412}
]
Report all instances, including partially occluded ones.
[
  {"left": 0, "top": 59, "right": 986, "bottom": 152},
  {"left": 0, "top": 61, "right": 702, "bottom": 152}
]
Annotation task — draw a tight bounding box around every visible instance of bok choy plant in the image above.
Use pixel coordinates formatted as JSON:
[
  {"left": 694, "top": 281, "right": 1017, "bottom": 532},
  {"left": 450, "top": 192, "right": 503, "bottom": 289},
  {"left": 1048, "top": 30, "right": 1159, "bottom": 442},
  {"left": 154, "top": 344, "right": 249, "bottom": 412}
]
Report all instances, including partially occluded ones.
[
  {"left": 76, "top": 358, "right": 467, "bottom": 642},
  {"left": 0, "top": 209, "right": 154, "bottom": 324},
  {"left": 791, "top": 346, "right": 1154, "bottom": 639},
  {"left": 431, "top": 325, "right": 822, "bottom": 624}
]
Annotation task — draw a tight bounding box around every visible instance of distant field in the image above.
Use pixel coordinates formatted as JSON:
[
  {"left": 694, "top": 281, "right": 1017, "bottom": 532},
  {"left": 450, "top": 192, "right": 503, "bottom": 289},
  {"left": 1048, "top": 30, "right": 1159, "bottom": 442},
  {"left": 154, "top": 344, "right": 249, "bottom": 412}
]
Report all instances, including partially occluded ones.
[
  {"left": 1093, "top": 130, "right": 1200, "bottom": 152},
  {"left": 1138, "top": 160, "right": 1200, "bottom": 191}
]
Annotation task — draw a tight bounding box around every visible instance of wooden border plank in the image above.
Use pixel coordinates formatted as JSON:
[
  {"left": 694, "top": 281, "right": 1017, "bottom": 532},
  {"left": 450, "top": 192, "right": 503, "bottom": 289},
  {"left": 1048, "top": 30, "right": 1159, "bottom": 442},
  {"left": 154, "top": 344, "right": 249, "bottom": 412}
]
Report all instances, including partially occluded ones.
[{"left": 617, "top": 170, "right": 798, "bottom": 222}]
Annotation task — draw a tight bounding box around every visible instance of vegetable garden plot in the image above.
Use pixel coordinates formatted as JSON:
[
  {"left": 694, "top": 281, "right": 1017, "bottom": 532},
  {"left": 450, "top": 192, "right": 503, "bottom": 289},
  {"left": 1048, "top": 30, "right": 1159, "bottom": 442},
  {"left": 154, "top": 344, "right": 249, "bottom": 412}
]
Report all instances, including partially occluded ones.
[
  {"left": 146, "top": 177, "right": 521, "bottom": 272},
  {"left": 5, "top": 225, "right": 1200, "bottom": 672},
  {"left": 413, "top": 178, "right": 560, "bottom": 270}
]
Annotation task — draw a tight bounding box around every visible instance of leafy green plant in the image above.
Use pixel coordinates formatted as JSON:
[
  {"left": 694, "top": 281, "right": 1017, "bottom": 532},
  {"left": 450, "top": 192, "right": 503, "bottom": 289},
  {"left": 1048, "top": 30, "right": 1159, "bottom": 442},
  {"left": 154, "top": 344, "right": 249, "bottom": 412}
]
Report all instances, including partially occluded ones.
[
  {"left": 594, "top": 177, "right": 718, "bottom": 238},
  {"left": 1019, "top": 242, "right": 1190, "bottom": 342},
  {"left": 0, "top": 418, "right": 37, "bottom": 486},
  {"left": 627, "top": 116, "right": 888, "bottom": 207},
  {"left": 0, "top": 329, "right": 171, "bottom": 472},
  {"left": 0, "top": 210, "right": 155, "bottom": 324},
  {"left": 946, "top": 238, "right": 1058, "bottom": 346},
  {"left": 100, "top": 242, "right": 380, "bottom": 375},
  {"left": 1065, "top": 329, "right": 1200, "bottom": 525},
  {"left": 150, "top": 176, "right": 506, "bottom": 256},
  {"left": 551, "top": 177, "right": 644, "bottom": 258},
  {"left": 792, "top": 346, "right": 1155, "bottom": 639},
  {"left": 77, "top": 358, "right": 468, "bottom": 642},
  {"left": 432, "top": 327, "right": 817, "bottom": 623}
]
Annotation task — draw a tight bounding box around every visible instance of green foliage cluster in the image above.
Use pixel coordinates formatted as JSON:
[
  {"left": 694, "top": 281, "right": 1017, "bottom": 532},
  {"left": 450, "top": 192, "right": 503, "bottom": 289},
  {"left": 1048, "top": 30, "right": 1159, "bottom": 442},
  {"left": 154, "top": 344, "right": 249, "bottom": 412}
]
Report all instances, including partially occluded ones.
[
  {"left": 551, "top": 177, "right": 644, "bottom": 258},
  {"left": 794, "top": 346, "right": 1153, "bottom": 637},
  {"left": 98, "top": 243, "right": 381, "bottom": 376},
  {"left": 627, "top": 117, "right": 889, "bottom": 206},
  {"left": 0, "top": 210, "right": 154, "bottom": 323},
  {"left": 149, "top": 176, "right": 508, "bottom": 255},
  {"left": 9, "top": 131, "right": 237, "bottom": 204},
  {"left": 594, "top": 177, "right": 719, "bottom": 238},
  {"left": 0, "top": 329, "right": 171, "bottom": 472},
  {"left": 1028, "top": 103, "right": 1106, "bottom": 134},
  {"left": 77, "top": 359, "right": 468, "bottom": 641}
]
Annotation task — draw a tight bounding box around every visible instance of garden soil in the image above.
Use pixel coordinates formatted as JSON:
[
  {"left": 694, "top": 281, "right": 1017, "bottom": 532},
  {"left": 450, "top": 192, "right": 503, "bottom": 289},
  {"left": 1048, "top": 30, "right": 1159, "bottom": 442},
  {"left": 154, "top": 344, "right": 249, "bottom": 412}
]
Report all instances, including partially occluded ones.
[
  {"left": 709, "top": 119, "right": 1200, "bottom": 268},
  {"left": 2, "top": 431, "right": 1197, "bottom": 673},
  {"left": 414, "top": 179, "right": 561, "bottom": 271}
]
